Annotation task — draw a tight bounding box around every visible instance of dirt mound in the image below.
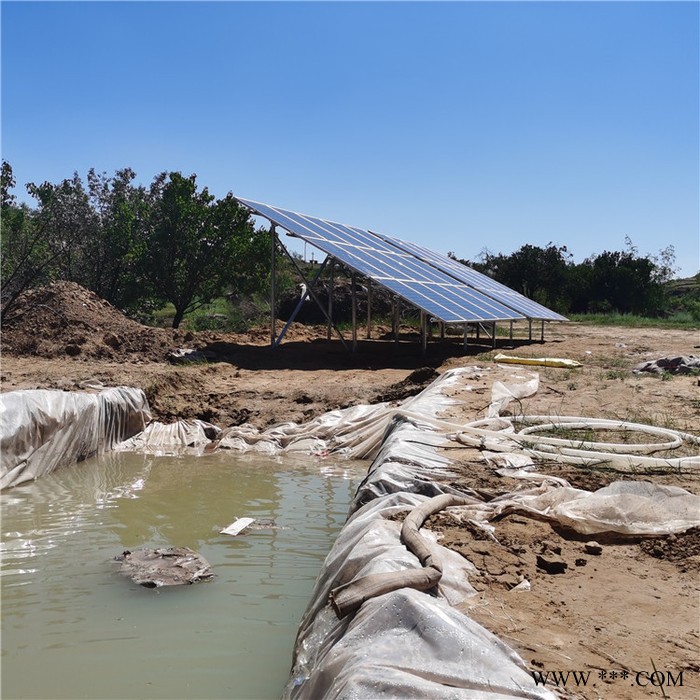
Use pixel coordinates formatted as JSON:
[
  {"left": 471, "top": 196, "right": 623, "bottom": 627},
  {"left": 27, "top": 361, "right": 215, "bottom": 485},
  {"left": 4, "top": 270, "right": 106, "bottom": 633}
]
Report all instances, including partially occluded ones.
[
  {"left": 1, "top": 281, "right": 176, "bottom": 362},
  {"left": 373, "top": 366, "right": 440, "bottom": 402},
  {"left": 639, "top": 526, "right": 700, "bottom": 569}
]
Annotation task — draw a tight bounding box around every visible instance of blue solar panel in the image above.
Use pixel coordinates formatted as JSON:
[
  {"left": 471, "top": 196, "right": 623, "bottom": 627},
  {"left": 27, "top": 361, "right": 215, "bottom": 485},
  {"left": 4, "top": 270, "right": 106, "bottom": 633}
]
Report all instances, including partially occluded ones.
[
  {"left": 236, "top": 198, "right": 525, "bottom": 324},
  {"left": 372, "top": 233, "right": 568, "bottom": 321}
]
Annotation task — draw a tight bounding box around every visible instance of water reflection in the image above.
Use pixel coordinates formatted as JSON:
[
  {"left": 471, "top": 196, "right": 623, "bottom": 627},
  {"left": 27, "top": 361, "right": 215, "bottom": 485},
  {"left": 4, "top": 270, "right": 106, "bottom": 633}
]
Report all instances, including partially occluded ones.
[{"left": 1, "top": 451, "right": 366, "bottom": 700}]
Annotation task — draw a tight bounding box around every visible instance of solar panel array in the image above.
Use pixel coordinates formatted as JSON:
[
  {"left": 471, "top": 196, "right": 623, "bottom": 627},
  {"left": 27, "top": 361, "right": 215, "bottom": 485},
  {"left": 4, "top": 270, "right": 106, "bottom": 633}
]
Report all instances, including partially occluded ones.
[
  {"left": 372, "top": 234, "right": 568, "bottom": 321},
  {"left": 236, "top": 197, "right": 563, "bottom": 324}
]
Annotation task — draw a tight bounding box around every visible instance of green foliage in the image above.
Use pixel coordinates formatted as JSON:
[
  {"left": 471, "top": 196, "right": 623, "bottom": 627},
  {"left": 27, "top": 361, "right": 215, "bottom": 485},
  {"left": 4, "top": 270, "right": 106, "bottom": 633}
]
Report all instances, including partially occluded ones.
[
  {"left": 1, "top": 162, "right": 272, "bottom": 329},
  {"left": 144, "top": 172, "right": 271, "bottom": 328},
  {"left": 457, "top": 238, "right": 685, "bottom": 318},
  {"left": 84, "top": 168, "right": 151, "bottom": 311},
  {"left": 463, "top": 243, "right": 573, "bottom": 312},
  {"left": 4, "top": 158, "right": 696, "bottom": 331},
  {"left": 1, "top": 162, "right": 66, "bottom": 320}
]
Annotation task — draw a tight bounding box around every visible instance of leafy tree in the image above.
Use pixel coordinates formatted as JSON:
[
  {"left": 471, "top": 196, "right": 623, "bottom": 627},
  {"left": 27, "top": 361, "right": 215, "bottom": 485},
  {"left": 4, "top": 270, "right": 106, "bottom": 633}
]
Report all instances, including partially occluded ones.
[
  {"left": 25, "top": 171, "right": 99, "bottom": 284},
  {"left": 144, "top": 172, "right": 270, "bottom": 328},
  {"left": 84, "top": 168, "right": 151, "bottom": 311},
  {"left": 0, "top": 162, "right": 78, "bottom": 320},
  {"left": 463, "top": 243, "right": 573, "bottom": 312},
  {"left": 585, "top": 249, "right": 664, "bottom": 315}
]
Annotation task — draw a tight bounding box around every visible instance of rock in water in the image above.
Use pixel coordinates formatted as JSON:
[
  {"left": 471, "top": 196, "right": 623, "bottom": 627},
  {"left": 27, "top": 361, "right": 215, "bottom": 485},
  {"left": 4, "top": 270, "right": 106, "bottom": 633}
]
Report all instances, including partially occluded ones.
[{"left": 115, "top": 547, "right": 214, "bottom": 587}]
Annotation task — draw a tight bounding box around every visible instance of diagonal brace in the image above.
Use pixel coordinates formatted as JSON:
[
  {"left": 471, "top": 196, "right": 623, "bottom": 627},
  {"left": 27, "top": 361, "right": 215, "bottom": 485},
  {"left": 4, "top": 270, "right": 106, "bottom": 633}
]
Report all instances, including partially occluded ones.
[{"left": 277, "top": 248, "right": 349, "bottom": 351}]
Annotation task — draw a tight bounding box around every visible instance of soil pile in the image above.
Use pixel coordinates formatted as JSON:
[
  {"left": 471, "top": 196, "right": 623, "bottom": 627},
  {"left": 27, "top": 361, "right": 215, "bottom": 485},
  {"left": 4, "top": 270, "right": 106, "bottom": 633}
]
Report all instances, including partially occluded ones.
[{"left": 1, "top": 281, "right": 176, "bottom": 362}]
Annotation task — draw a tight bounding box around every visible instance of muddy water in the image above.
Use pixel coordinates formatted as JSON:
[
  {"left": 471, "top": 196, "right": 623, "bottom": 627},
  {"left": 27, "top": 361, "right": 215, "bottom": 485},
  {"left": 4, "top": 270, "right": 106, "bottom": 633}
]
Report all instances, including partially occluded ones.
[{"left": 1, "top": 451, "right": 366, "bottom": 699}]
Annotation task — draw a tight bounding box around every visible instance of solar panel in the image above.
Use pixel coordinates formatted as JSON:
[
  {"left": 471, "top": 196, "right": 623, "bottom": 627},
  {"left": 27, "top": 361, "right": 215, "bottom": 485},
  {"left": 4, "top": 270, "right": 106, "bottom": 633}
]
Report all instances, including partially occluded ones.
[
  {"left": 236, "top": 198, "right": 525, "bottom": 324},
  {"left": 372, "top": 233, "right": 568, "bottom": 321}
]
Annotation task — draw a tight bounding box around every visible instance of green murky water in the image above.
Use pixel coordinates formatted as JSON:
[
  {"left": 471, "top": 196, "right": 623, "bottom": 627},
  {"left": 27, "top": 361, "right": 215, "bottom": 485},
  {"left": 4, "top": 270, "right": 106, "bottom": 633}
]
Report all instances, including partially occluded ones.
[{"left": 1, "top": 451, "right": 365, "bottom": 699}]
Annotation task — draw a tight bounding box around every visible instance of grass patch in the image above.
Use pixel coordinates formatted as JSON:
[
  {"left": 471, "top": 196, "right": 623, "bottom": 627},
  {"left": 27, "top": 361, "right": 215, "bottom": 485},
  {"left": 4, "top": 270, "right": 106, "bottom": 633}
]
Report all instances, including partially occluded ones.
[
  {"left": 568, "top": 312, "right": 699, "bottom": 329},
  {"left": 147, "top": 295, "right": 269, "bottom": 332}
]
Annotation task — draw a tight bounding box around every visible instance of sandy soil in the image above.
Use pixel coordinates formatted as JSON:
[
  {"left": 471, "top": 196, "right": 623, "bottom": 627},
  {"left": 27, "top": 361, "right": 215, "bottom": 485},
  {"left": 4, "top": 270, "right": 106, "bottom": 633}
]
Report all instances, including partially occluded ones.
[{"left": 2, "top": 281, "right": 699, "bottom": 698}]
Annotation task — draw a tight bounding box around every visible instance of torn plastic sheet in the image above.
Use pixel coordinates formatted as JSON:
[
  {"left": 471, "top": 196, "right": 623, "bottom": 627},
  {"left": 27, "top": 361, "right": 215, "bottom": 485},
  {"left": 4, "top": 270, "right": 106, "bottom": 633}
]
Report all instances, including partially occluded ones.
[
  {"left": 116, "top": 402, "right": 396, "bottom": 459},
  {"left": 115, "top": 367, "right": 489, "bottom": 461},
  {"left": 115, "top": 419, "right": 221, "bottom": 455},
  {"left": 486, "top": 480, "right": 700, "bottom": 536},
  {"left": 286, "top": 490, "right": 553, "bottom": 699},
  {"left": 487, "top": 372, "right": 540, "bottom": 418},
  {"left": 0, "top": 388, "right": 150, "bottom": 490}
]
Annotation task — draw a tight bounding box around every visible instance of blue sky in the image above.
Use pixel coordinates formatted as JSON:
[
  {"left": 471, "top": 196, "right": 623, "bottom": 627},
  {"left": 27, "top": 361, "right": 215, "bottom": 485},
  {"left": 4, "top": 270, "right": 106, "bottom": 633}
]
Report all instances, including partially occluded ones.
[{"left": 2, "top": 1, "right": 698, "bottom": 277}]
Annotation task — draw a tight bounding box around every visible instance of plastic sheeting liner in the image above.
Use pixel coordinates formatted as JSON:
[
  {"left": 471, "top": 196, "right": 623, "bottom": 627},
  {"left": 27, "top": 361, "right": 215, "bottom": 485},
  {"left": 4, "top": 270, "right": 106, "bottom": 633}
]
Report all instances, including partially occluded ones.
[
  {"left": 0, "top": 388, "right": 150, "bottom": 490},
  {"left": 116, "top": 418, "right": 220, "bottom": 455},
  {"left": 487, "top": 480, "right": 700, "bottom": 536},
  {"left": 289, "top": 588, "right": 555, "bottom": 699}
]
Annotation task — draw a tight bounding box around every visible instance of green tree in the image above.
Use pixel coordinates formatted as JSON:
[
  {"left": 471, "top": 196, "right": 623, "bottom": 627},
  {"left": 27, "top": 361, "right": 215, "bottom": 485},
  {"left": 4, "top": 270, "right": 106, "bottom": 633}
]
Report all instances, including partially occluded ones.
[
  {"left": 145, "top": 172, "right": 270, "bottom": 328},
  {"left": 85, "top": 168, "right": 151, "bottom": 311},
  {"left": 470, "top": 243, "right": 573, "bottom": 312},
  {"left": 585, "top": 249, "right": 664, "bottom": 315},
  {"left": 0, "top": 162, "right": 71, "bottom": 320},
  {"left": 26, "top": 171, "right": 98, "bottom": 284}
]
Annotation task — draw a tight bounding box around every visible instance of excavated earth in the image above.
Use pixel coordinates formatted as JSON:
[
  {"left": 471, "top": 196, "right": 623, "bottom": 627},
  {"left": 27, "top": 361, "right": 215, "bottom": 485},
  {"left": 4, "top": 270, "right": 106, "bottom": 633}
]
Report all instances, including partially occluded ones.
[{"left": 2, "top": 281, "right": 699, "bottom": 698}]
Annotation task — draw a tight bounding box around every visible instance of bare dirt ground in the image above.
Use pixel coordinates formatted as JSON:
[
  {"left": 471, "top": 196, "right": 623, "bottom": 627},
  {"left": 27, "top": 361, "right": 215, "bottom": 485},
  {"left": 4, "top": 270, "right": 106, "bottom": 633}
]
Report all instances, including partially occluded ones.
[{"left": 2, "top": 281, "right": 699, "bottom": 698}]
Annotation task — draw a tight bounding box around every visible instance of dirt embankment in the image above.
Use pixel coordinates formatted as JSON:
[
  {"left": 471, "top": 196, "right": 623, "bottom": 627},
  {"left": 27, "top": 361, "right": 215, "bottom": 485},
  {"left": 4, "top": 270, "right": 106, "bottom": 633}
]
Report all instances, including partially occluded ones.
[{"left": 2, "top": 281, "right": 699, "bottom": 698}]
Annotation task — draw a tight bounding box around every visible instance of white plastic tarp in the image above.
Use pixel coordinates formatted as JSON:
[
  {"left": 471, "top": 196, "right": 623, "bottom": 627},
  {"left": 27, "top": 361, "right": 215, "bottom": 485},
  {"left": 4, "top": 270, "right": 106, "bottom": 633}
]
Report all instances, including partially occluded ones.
[
  {"left": 0, "top": 388, "right": 150, "bottom": 490},
  {"left": 285, "top": 491, "right": 553, "bottom": 699}
]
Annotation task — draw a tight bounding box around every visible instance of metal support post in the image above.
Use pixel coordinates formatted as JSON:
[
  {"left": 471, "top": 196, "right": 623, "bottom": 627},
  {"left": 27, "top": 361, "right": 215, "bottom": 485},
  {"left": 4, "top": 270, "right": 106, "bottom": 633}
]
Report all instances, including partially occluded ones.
[
  {"left": 393, "top": 296, "right": 399, "bottom": 344},
  {"left": 420, "top": 310, "right": 427, "bottom": 355},
  {"left": 327, "top": 259, "right": 334, "bottom": 340},
  {"left": 351, "top": 271, "right": 358, "bottom": 352},
  {"left": 463, "top": 323, "right": 468, "bottom": 351},
  {"left": 541, "top": 320, "right": 545, "bottom": 342},
  {"left": 270, "top": 225, "right": 277, "bottom": 347},
  {"left": 528, "top": 318, "right": 533, "bottom": 341},
  {"left": 366, "top": 279, "right": 372, "bottom": 339},
  {"left": 509, "top": 320, "right": 513, "bottom": 344},
  {"left": 492, "top": 322, "right": 497, "bottom": 348}
]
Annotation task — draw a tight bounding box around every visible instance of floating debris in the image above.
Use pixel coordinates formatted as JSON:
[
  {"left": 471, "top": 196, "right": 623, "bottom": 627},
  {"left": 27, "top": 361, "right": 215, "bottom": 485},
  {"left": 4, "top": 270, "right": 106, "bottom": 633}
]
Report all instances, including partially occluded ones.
[
  {"left": 220, "top": 517, "right": 256, "bottom": 536},
  {"left": 115, "top": 547, "right": 214, "bottom": 587}
]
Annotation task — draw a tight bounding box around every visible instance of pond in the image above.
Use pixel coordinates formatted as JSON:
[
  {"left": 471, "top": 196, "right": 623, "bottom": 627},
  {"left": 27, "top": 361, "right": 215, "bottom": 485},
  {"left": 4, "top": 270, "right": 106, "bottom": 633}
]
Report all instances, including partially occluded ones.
[{"left": 1, "top": 451, "right": 366, "bottom": 699}]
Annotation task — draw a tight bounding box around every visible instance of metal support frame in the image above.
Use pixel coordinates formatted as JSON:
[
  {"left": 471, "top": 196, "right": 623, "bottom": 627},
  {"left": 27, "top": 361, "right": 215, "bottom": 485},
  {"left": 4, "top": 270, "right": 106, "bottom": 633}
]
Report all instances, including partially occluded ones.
[
  {"left": 273, "top": 257, "right": 329, "bottom": 348},
  {"left": 440, "top": 322, "right": 445, "bottom": 341},
  {"left": 528, "top": 318, "right": 533, "bottom": 341},
  {"left": 463, "top": 323, "right": 469, "bottom": 351},
  {"left": 420, "top": 310, "right": 427, "bottom": 355},
  {"left": 475, "top": 322, "right": 496, "bottom": 348},
  {"left": 277, "top": 245, "right": 349, "bottom": 350},
  {"left": 509, "top": 320, "right": 513, "bottom": 344},
  {"left": 541, "top": 319, "right": 545, "bottom": 342}
]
